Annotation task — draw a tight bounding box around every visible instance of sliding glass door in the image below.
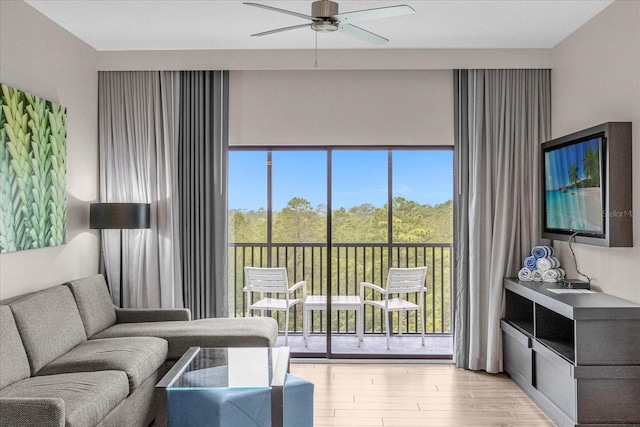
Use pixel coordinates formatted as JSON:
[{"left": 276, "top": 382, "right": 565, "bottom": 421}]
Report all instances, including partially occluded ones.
[
  {"left": 228, "top": 148, "right": 453, "bottom": 358},
  {"left": 330, "top": 150, "right": 388, "bottom": 355}
]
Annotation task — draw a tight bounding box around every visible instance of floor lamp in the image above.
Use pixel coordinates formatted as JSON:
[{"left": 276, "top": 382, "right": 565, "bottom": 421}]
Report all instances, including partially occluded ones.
[{"left": 90, "top": 202, "right": 151, "bottom": 308}]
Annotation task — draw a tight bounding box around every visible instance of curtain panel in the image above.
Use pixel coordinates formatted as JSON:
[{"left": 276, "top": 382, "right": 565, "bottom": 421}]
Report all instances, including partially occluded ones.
[
  {"left": 98, "top": 71, "right": 183, "bottom": 309},
  {"left": 454, "top": 69, "right": 551, "bottom": 372},
  {"left": 179, "top": 71, "right": 230, "bottom": 320}
]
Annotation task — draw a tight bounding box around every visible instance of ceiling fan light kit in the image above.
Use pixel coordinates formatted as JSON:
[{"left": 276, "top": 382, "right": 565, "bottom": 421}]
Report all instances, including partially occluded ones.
[
  {"left": 244, "top": 0, "right": 415, "bottom": 45},
  {"left": 311, "top": 20, "right": 339, "bottom": 33}
]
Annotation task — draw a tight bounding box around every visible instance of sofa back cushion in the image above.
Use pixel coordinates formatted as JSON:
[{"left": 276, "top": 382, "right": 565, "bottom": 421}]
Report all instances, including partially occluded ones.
[
  {"left": 65, "top": 274, "right": 117, "bottom": 337},
  {"left": 9, "top": 286, "right": 87, "bottom": 375},
  {"left": 0, "top": 305, "right": 31, "bottom": 388}
]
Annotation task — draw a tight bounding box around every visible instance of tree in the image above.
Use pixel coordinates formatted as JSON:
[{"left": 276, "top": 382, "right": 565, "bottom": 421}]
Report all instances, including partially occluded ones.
[
  {"left": 229, "top": 208, "right": 267, "bottom": 243},
  {"left": 273, "top": 197, "right": 325, "bottom": 242}
]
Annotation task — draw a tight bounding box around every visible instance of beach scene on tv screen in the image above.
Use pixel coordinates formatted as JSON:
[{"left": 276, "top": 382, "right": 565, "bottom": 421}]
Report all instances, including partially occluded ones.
[{"left": 545, "top": 137, "right": 603, "bottom": 234}]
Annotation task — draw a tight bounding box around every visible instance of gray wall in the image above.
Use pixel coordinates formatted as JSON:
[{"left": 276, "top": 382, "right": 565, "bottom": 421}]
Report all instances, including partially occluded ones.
[
  {"left": 0, "top": 1, "right": 100, "bottom": 299},
  {"left": 551, "top": 0, "right": 640, "bottom": 303},
  {"left": 229, "top": 70, "right": 453, "bottom": 147}
]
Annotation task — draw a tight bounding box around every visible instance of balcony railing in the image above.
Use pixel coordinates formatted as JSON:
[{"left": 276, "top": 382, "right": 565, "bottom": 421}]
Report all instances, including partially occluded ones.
[{"left": 228, "top": 242, "right": 453, "bottom": 337}]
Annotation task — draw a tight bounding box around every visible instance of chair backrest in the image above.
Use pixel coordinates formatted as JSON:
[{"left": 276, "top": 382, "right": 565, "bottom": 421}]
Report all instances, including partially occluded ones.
[
  {"left": 244, "top": 267, "right": 289, "bottom": 294},
  {"left": 386, "top": 267, "right": 428, "bottom": 294}
]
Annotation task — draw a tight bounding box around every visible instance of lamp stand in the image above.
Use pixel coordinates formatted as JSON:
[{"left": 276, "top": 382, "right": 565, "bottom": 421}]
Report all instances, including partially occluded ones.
[{"left": 119, "top": 229, "right": 124, "bottom": 308}]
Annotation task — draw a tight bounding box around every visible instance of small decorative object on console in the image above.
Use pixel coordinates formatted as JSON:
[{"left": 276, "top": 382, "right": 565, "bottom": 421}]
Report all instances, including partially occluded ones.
[{"left": 559, "top": 279, "right": 590, "bottom": 289}]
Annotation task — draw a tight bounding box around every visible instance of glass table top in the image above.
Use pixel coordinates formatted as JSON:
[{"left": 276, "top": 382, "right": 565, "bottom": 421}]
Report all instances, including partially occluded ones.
[{"left": 164, "top": 347, "right": 290, "bottom": 390}]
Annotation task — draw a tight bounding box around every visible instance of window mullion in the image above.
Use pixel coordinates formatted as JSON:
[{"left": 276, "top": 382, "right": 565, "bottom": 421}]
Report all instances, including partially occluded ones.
[{"left": 267, "top": 151, "right": 272, "bottom": 267}]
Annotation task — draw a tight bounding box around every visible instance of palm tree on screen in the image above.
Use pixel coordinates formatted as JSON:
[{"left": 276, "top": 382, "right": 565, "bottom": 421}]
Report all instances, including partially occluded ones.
[
  {"left": 568, "top": 164, "right": 579, "bottom": 186},
  {"left": 582, "top": 145, "right": 600, "bottom": 186}
]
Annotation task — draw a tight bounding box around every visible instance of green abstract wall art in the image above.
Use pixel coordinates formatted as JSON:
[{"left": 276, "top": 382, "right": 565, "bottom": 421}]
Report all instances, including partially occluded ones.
[{"left": 0, "top": 83, "right": 67, "bottom": 252}]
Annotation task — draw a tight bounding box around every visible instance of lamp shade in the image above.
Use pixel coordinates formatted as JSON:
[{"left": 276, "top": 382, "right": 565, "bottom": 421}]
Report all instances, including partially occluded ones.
[{"left": 90, "top": 203, "right": 150, "bottom": 230}]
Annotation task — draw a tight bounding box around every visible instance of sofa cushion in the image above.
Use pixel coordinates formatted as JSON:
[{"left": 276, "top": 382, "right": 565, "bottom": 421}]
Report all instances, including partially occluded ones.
[
  {"left": 0, "top": 397, "right": 65, "bottom": 427},
  {"left": 65, "top": 274, "right": 117, "bottom": 338},
  {"left": 0, "top": 306, "right": 31, "bottom": 389},
  {"left": 36, "top": 337, "right": 168, "bottom": 392},
  {"left": 0, "top": 371, "right": 128, "bottom": 427},
  {"left": 115, "top": 307, "right": 191, "bottom": 322},
  {"left": 92, "top": 317, "right": 279, "bottom": 359},
  {"left": 9, "top": 286, "right": 87, "bottom": 375}
]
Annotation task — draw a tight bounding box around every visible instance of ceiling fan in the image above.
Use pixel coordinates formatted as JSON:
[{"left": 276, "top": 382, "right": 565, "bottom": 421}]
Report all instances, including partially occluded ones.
[{"left": 244, "top": 0, "right": 415, "bottom": 45}]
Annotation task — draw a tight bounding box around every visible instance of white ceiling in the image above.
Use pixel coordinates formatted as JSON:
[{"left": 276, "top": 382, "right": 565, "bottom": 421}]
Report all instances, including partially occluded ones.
[{"left": 25, "top": 0, "right": 613, "bottom": 51}]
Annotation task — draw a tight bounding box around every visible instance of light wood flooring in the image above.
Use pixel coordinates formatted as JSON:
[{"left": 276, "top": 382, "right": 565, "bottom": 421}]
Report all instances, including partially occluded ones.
[{"left": 290, "top": 362, "right": 556, "bottom": 427}]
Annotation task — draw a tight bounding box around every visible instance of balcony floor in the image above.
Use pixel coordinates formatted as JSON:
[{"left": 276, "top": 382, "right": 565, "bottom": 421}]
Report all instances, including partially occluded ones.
[{"left": 275, "top": 333, "right": 454, "bottom": 358}]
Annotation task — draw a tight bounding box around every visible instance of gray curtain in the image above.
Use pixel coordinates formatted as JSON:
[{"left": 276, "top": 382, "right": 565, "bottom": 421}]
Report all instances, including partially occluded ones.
[
  {"left": 98, "top": 71, "right": 183, "bottom": 309},
  {"left": 179, "top": 71, "right": 229, "bottom": 319},
  {"left": 454, "top": 69, "right": 551, "bottom": 372}
]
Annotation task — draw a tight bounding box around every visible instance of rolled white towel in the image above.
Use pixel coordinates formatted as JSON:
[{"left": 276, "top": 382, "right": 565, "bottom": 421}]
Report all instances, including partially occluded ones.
[
  {"left": 548, "top": 256, "right": 560, "bottom": 268},
  {"left": 536, "top": 257, "right": 553, "bottom": 272},
  {"left": 531, "top": 269, "right": 543, "bottom": 282},
  {"left": 518, "top": 268, "right": 533, "bottom": 281},
  {"left": 543, "top": 269, "right": 561, "bottom": 283},
  {"left": 524, "top": 256, "right": 537, "bottom": 270},
  {"left": 556, "top": 268, "right": 566, "bottom": 279}
]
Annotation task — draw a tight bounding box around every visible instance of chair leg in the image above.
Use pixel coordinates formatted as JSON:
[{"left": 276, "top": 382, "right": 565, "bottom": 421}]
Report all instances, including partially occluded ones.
[
  {"left": 284, "top": 309, "right": 290, "bottom": 346},
  {"left": 421, "top": 312, "right": 425, "bottom": 347},
  {"left": 357, "top": 306, "right": 362, "bottom": 347},
  {"left": 360, "top": 301, "right": 365, "bottom": 345},
  {"left": 385, "top": 309, "right": 390, "bottom": 350},
  {"left": 399, "top": 310, "right": 404, "bottom": 336},
  {"left": 303, "top": 307, "right": 308, "bottom": 347}
]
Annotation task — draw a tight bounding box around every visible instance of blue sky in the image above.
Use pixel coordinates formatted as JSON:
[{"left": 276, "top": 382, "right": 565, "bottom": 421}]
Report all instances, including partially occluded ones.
[{"left": 229, "top": 150, "right": 453, "bottom": 211}]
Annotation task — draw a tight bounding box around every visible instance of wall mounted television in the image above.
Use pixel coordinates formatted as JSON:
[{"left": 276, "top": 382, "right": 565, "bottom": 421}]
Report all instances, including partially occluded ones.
[{"left": 541, "top": 122, "right": 632, "bottom": 247}]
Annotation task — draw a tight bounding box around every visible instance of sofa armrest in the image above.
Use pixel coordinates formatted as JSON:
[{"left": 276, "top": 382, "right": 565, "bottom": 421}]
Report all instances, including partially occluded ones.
[
  {"left": 115, "top": 308, "right": 191, "bottom": 323},
  {"left": 0, "top": 397, "right": 65, "bottom": 427}
]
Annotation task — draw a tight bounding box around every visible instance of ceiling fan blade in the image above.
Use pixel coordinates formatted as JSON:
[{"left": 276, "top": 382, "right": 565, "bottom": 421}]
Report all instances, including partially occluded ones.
[
  {"left": 250, "top": 23, "right": 312, "bottom": 37},
  {"left": 334, "top": 5, "right": 415, "bottom": 24},
  {"left": 244, "top": 2, "right": 315, "bottom": 21},
  {"left": 338, "top": 23, "right": 388, "bottom": 45}
]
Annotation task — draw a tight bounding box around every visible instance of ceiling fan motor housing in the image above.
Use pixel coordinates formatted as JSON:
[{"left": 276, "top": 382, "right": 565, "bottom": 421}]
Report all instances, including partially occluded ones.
[{"left": 312, "top": 0, "right": 339, "bottom": 18}]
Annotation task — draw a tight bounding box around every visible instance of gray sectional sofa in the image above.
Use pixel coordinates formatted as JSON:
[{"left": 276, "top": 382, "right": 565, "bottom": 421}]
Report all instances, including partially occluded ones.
[{"left": 0, "top": 274, "right": 279, "bottom": 427}]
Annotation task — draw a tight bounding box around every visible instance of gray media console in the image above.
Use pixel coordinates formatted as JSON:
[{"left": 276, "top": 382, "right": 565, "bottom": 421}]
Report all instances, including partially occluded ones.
[{"left": 501, "top": 278, "right": 640, "bottom": 427}]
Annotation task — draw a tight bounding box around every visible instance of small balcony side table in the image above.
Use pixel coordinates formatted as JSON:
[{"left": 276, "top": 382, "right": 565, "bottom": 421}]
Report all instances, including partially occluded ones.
[{"left": 302, "top": 295, "right": 363, "bottom": 347}]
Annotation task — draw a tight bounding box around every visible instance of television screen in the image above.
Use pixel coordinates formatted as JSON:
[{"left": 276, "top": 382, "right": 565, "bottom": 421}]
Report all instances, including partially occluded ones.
[{"left": 543, "top": 135, "right": 605, "bottom": 236}]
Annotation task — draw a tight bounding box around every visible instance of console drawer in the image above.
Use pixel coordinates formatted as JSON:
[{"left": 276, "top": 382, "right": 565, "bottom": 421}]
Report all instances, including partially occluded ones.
[
  {"left": 533, "top": 340, "right": 576, "bottom": 420},
  {"left": 501, "top": 320, "right": 533, "bottom": 384}
]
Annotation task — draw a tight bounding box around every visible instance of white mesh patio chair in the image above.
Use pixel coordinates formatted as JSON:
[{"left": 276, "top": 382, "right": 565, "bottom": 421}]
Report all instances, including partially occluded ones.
[
  {"left": 244, "top": 267, "right": 306, "bottom": 345},
  {"left": 360, "top": 267, "right": 428, "bottom": 350}
]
